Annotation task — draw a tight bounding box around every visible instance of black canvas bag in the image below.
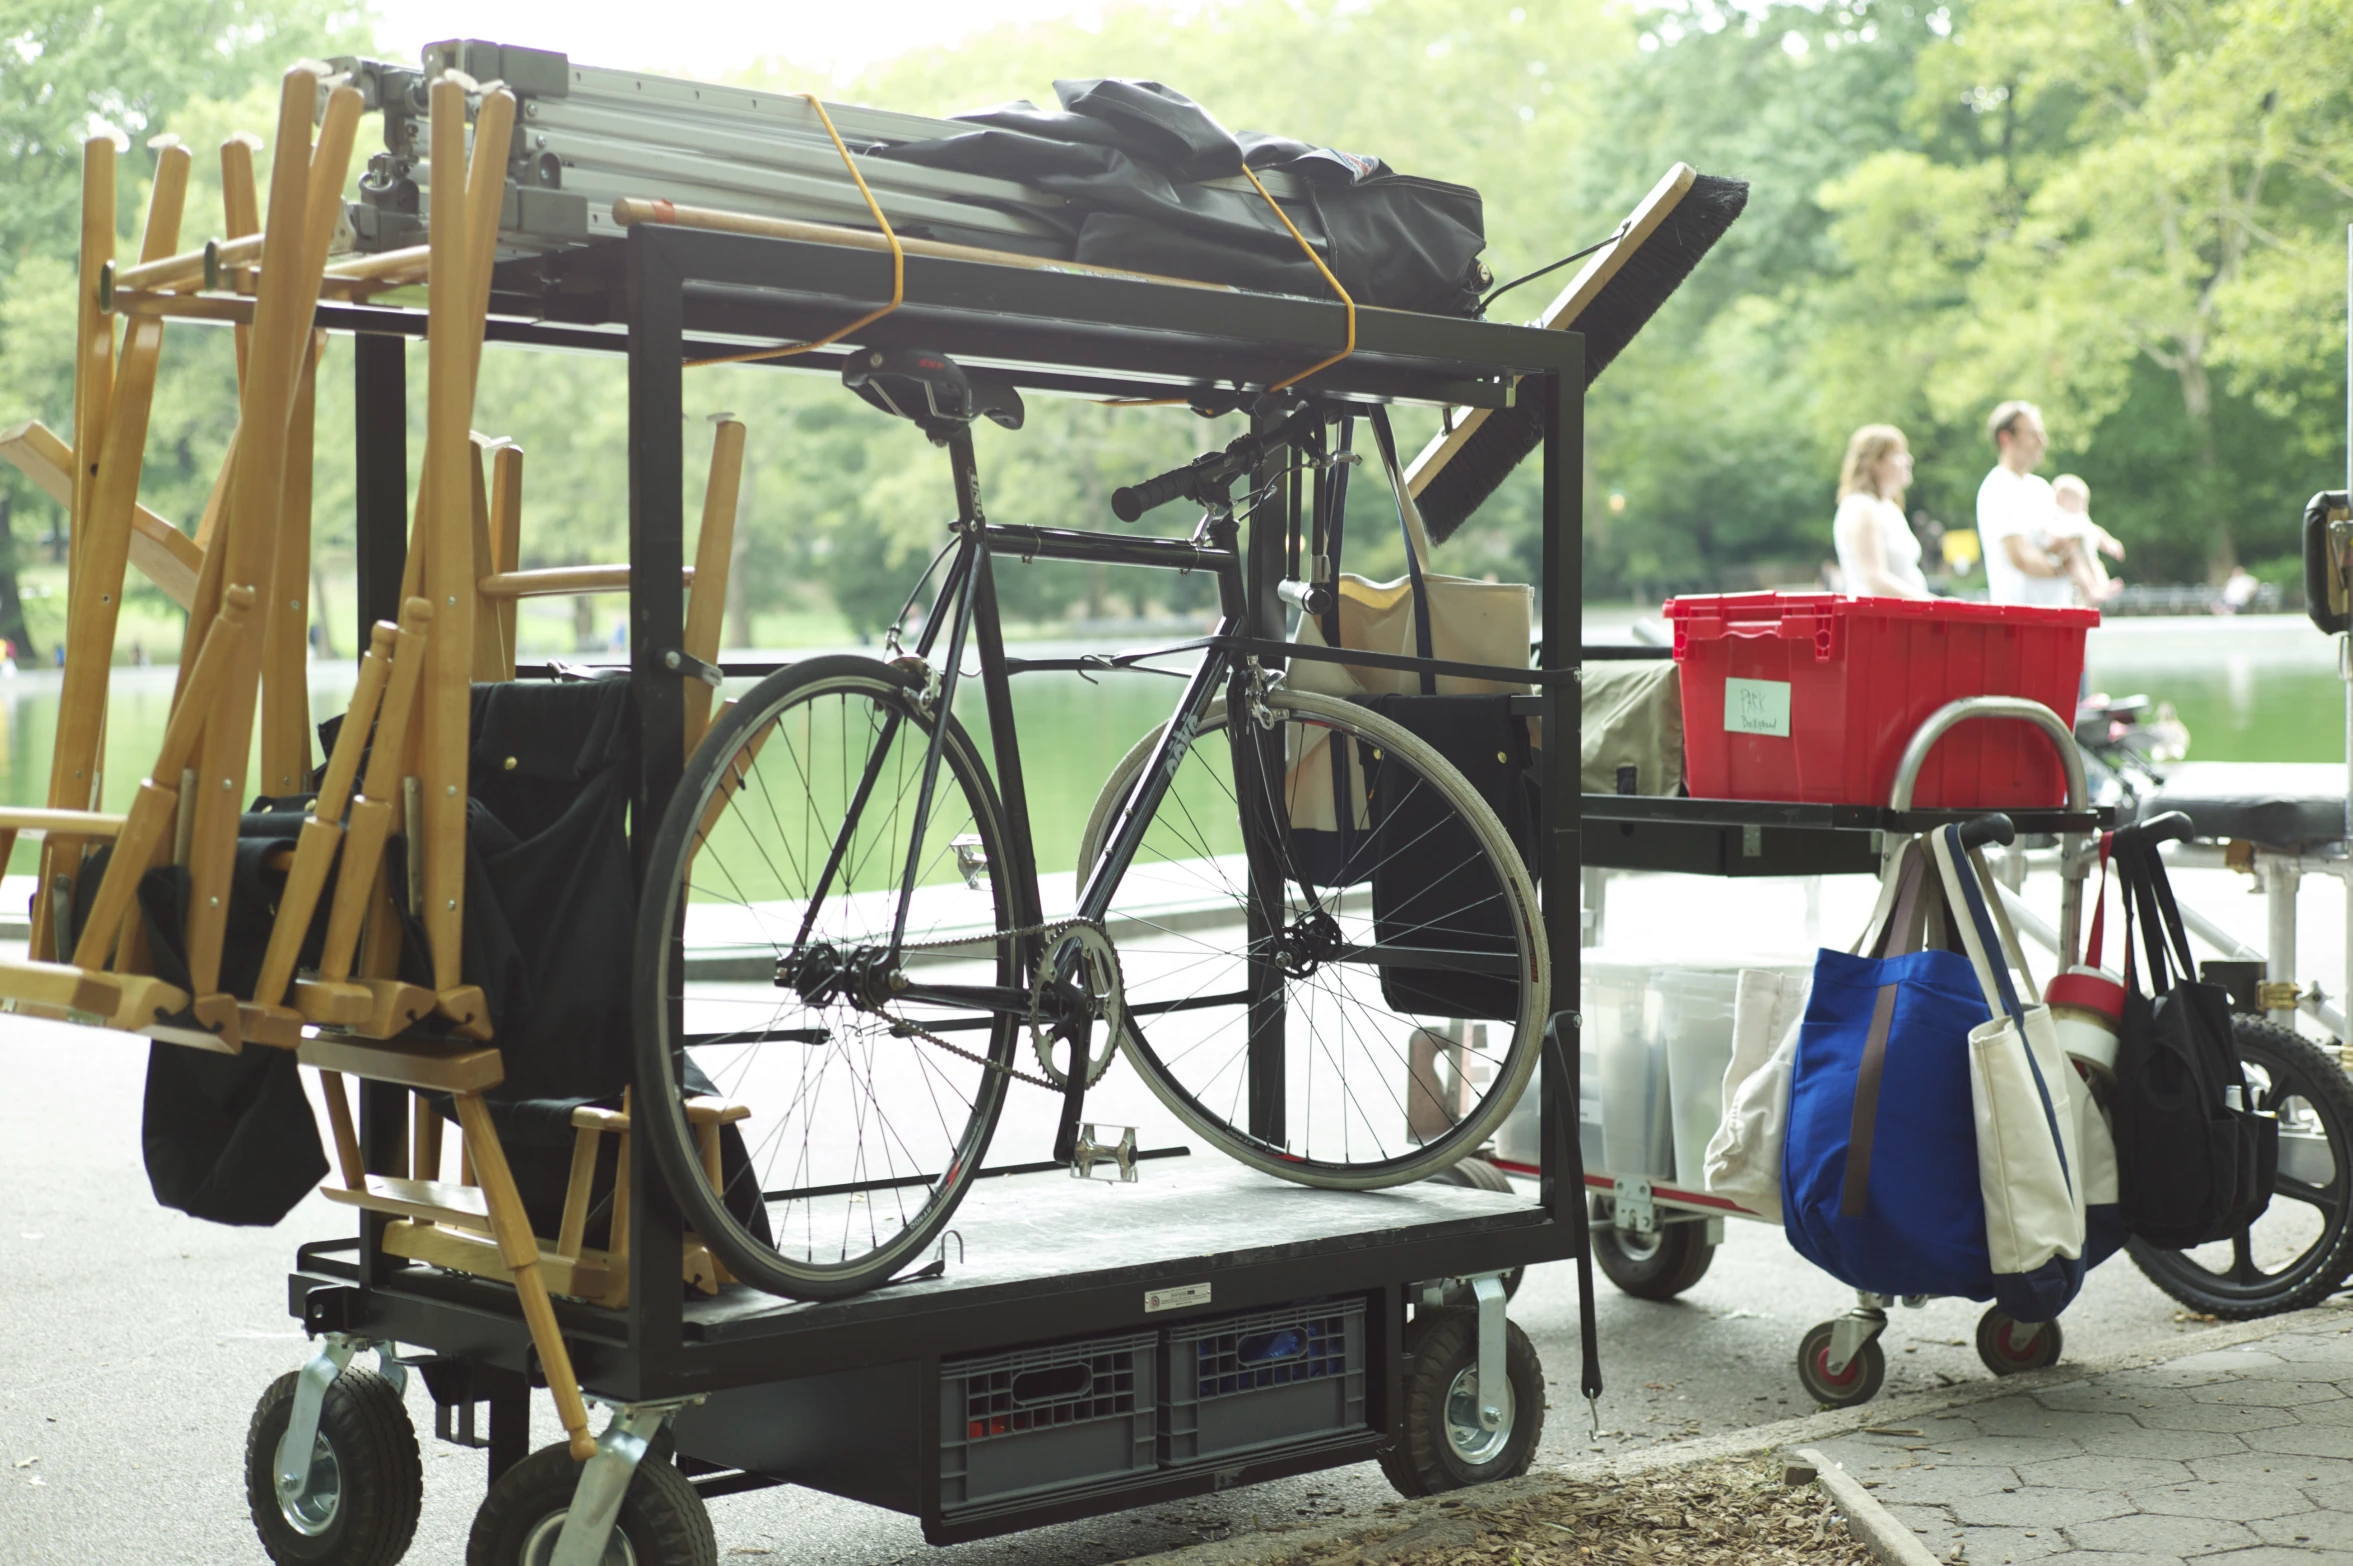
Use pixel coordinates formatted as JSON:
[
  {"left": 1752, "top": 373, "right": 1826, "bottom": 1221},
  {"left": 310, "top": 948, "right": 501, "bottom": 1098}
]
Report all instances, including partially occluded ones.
[
  {"left": 2110, "top": 833, "right": 2279, "bottom": 1249},
  {"left": 875, "top": 78, "right": 1487, "bottom": 316},
  {"left": 1365, "top": 693, "right": 1536, "bottom": 1021},
  {"left": 63, "top": 805, "right": 330, "bottom": 1227}
]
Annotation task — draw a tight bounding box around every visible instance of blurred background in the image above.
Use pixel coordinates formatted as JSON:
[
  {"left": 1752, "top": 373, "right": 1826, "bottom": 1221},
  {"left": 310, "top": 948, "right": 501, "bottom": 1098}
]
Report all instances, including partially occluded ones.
[{"left": 0, "top": 0, "right": 2347, "bottom": 837}]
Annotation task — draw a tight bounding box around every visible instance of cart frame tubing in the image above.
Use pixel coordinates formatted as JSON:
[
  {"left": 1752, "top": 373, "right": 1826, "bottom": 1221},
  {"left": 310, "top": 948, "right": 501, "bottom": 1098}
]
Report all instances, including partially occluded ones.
[{"left": 329, "top": 221, "right": 1587, "bottom": 1422}]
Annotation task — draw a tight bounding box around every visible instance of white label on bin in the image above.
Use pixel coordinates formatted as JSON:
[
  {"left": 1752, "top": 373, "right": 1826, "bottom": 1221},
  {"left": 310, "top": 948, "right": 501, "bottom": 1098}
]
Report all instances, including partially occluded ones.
[
  {"left": 1724, "top": 678, "right": 1792, "bottom": 737},
  {"left": 1146, "top": 1282, "right": 1211, "bottom": 1313}
]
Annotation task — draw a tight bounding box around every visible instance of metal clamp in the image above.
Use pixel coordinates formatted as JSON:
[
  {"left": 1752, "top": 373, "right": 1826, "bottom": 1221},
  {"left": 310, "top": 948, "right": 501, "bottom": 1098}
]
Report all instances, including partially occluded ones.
[
  {"left": 276, "top": 1334, "right": 402, "bottom": 1515},
  {"left": 1471, "top": 1272, "right": 1509, "bottom": 1433},
  {"left": 1610, "top": 1176, "right": 1657, "bottom": 1236},
  {"left": 550, "top": 1397, "right": 703, "bottom": 1566},
  {"left": 661, "top": 648, "right": 724, "bottom": 688}
]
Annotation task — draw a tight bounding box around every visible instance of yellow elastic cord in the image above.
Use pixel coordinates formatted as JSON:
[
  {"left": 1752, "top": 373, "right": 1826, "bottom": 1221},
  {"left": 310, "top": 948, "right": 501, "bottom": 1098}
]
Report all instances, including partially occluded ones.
[
  {"left": 686, "top": 94, "right": 903, "bottom": 369},
  {"left": 1098, "top": 165, "right": 1357, "bottom": 406},
  {"left": 1241, "top": 164, "right": 1355, "bottom": 390}
]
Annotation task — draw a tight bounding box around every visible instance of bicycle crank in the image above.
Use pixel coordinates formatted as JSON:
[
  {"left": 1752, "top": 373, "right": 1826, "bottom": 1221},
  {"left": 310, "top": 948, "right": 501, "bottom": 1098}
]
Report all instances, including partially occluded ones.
[{"left": 1031, "top": 920, "right": 1126, "bottom": 1088}]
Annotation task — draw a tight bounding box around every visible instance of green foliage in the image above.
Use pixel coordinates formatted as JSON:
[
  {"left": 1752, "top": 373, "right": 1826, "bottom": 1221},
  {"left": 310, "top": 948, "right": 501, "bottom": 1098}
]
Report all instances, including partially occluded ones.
[{"left": 0, "top": 0, "right": 2343, "bottom": 663}]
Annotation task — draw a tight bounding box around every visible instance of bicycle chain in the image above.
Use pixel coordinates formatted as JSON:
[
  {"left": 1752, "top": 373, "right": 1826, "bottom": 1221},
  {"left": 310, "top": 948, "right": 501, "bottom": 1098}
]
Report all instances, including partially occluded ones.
[{"left": 877, "top": 918, "right": 1104, "bottom": 1093}]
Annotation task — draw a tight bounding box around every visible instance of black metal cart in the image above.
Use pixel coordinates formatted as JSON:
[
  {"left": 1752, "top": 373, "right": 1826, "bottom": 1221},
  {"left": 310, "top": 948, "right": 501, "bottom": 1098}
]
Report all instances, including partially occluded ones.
[{"left": 264, "top": 223, "right": 1602, "bottom": 1566}]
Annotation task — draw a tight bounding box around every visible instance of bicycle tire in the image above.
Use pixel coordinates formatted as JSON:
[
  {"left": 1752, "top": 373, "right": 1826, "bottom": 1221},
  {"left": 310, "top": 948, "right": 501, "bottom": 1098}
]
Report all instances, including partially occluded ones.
[
  {"left": 632, "top": 655, "right": 1021, "bottom": 1300},
  {"left": 2127, "top": 1015, "right": 2353, "bottom": 1319},
  {"left": 1077, "top": 690, "right": 1546, "bottom": 1188}
]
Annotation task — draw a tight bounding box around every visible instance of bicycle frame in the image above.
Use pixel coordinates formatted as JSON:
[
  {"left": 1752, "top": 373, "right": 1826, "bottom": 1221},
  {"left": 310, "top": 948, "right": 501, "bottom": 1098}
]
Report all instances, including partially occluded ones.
[{"left": 789, "top": 420, "right": 1261, "bottom": 1157}]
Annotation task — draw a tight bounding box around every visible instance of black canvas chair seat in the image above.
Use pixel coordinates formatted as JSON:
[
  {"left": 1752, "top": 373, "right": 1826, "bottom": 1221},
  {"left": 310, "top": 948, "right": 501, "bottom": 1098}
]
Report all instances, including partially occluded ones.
[{"left": 2136, "top": 763, "right": 2348, "bottom": 853}]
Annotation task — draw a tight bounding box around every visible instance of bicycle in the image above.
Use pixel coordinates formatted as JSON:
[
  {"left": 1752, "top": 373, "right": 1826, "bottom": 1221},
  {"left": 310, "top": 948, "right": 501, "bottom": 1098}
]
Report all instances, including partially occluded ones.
[{"left": 628, "top": 349, "right": 1550, "bottom": 1301}]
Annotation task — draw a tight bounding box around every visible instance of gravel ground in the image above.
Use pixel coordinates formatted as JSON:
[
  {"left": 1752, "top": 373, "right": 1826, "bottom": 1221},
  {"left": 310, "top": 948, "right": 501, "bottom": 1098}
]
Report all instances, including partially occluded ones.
[{"left": 1242, "top": 1458, "right": 1874, "bottom": 1566}]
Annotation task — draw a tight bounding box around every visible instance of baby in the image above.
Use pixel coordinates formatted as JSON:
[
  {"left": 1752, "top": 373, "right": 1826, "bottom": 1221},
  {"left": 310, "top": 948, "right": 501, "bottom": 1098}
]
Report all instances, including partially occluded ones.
[{"left": 2042, "top": 474, "right": 2124, "bottom": 603}]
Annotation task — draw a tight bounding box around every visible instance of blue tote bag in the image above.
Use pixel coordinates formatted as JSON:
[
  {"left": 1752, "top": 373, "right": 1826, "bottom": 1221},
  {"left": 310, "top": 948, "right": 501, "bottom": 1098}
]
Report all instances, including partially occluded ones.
[{"left": 1783, "top": 839, "right": 2000, "bottom": 1300}]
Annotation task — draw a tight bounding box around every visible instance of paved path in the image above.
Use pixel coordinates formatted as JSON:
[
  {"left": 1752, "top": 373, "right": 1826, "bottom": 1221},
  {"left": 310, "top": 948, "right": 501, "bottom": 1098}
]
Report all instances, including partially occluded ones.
[{"left": 1813, "top": 1305, "right": 2353, "bottom": 1565}]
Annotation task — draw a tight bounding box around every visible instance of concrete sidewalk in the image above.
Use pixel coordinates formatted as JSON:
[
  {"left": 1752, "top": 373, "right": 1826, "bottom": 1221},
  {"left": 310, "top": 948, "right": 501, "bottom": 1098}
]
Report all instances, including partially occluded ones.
[
  {"left": 1117, "top": 1300, "right": 2353, "bottom": 1566},
  {"left": 1810, "top": 1305, "right": 2353, "bottom": 1565}
]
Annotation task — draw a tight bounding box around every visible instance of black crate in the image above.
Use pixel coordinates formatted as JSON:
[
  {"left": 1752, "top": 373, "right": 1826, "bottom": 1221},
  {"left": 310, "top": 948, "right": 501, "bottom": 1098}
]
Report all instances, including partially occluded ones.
[
  {"left": 1162, "top": 1298, "right": 1368, "bottom": 1465},
  {"left": 939, "top": 1331, "right": 1157, "bottom": 1512}
]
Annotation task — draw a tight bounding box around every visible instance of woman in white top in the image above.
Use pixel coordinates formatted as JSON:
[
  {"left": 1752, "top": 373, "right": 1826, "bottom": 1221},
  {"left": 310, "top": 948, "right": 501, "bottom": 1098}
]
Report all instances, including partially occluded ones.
[{"left": 1831, "top": 423, "right": 1931, "bottom": 598}]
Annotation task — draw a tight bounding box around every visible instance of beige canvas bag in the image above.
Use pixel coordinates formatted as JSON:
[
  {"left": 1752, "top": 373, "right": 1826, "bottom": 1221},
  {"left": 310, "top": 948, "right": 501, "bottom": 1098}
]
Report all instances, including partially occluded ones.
[{"left": 1283, "top": 410, "right": 1532, "bottom": 837}]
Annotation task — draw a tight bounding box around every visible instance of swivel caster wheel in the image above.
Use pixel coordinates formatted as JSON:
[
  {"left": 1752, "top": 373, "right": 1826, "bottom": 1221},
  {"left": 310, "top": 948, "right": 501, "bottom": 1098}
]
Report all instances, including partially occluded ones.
[
  {"left": 467, "top": 1441, "right": 717, "bottom": 1566},
  {"left": 1380, "top": 1307, "right": 1546, "bottom": 1497},
  {"left": 245, "top": 1367, "right": 423, "bottom": 1566},
  {"left": 1796, "top": 1319, "right": 1885, "bottom": 1408},
  {"left": 1977, "top": 1309, "right": 2063, "bottom": 1375}
]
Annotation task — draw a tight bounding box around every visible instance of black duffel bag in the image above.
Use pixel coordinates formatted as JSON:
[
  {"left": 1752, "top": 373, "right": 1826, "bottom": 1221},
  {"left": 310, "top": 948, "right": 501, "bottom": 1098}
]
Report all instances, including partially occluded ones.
[{"left": 2110, "top": 823, "right": 2279, "bottom": 1249}]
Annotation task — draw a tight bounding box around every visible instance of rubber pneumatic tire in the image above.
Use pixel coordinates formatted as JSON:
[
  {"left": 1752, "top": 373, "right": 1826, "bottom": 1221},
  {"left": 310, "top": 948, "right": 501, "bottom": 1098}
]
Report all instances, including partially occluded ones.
[
  {"left": 1795, "top": 1321, "right": 1885, "bottom": 1408},
  {"left": 1077, "top": 691, "right": 1548, "bottom": 1189},
  {"left": 2126, "top": 1016, "right": 2353, "bottom": 1319},
  {"left": 1380, "top": 1307, "right": 1546, "bottom": 1498},
  {"left": 1590, "top": 1205, "right": 1717, "bottom": 1301},
  {"left": 244, "top": 1367, "right": 423, "bottom": 1566},
  {"left": 466, "top": 1441, "right": 716, "bottom": 1566},
  {"left": 630, "top": 654, "right": 1018, "bottom": 1302}
]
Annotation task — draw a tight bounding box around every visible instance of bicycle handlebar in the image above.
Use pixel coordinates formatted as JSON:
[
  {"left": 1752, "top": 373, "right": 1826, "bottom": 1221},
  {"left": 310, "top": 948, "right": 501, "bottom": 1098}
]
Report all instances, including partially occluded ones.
[
  {"left": 1111, "top": 403, "right": 1321, "bottom": 522},
  {"left": 1957, "top": 813, "right": 2017, "bottom": 850}
]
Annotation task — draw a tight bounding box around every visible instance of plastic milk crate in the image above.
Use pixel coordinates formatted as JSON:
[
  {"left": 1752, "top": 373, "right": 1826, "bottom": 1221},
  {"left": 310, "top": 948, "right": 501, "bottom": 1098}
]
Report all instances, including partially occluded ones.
[
  {"left": 1667, "top": 593, "right": 2096, "bottom": 808},
  {"left": 1162, "top": 1298, "right": 1369, "bottom": 1465},
  {"left": 939, "top": 1331, "right": 1158, "bottom": 1512}
]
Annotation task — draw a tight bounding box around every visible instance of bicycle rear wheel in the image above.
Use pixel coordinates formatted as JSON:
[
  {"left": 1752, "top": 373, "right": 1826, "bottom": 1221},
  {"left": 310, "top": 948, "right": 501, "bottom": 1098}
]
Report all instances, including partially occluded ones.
[
  {"left": 633, "top": 655, "right": 1020, "bottom": 1300},
  {"left": 1077, "top": 689, "right": 1547, "bottom": 1188},
  {"left": 2127, "top": 1016, "right": 2353, "bottom": 1318}
]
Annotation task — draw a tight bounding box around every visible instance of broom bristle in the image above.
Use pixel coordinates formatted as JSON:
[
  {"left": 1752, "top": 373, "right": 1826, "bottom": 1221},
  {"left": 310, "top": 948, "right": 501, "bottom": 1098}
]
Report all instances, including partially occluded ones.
[{"left": 1420, "top": 173, "right": 1749, "bottom": 544}]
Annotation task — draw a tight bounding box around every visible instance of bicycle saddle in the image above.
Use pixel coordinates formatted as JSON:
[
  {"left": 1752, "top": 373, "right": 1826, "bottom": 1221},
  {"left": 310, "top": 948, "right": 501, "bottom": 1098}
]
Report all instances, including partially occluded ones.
[{"left": 843, "top": 347, "right": 1025, "bottom": 432}]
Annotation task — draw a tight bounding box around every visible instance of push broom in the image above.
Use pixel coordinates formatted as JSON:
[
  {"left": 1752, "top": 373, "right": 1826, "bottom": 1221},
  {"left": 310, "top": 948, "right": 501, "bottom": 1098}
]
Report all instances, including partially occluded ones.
[{"left": 1407, "top": 163, "right": 1749, "bottom": 541}]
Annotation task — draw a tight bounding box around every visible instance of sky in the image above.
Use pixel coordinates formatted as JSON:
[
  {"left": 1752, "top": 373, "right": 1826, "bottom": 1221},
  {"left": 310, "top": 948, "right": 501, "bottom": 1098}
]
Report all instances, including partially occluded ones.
[{"left": 373, "top": 0, "right": 1110, "bottom": 82}]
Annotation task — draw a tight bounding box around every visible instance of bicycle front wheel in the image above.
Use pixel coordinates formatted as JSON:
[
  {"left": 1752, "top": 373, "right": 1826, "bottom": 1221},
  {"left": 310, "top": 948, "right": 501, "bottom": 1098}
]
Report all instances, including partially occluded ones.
[
  {"left": 633, "top": 655, "right": 1020, "bottom": 1300},
  {"left": 1077, "top": 689, "right": 1547, "bottom": 1188}
]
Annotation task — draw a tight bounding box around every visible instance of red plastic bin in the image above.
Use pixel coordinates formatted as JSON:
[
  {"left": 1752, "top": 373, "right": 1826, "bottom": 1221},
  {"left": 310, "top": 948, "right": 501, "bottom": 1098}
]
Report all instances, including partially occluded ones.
[{"left": 1666, "top": 593, "right": 2096, "bottom": 808}]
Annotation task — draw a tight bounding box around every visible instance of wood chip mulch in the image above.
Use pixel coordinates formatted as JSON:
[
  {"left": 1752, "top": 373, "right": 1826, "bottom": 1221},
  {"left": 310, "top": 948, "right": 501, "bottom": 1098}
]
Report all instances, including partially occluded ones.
[{"left": 1257, "top": 1457, "right": 1874, "bottom": 1566}]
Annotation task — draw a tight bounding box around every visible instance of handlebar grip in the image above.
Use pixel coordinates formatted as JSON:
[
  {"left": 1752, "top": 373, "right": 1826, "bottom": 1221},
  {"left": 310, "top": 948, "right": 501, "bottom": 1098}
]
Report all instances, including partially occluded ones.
[
  {"left": 1957, "top": 813, "right": 2017, "bottom": 850},
  {"left": 1111, "top": 465, "right": 1198, "bottom": 523},
  {"left": 2134, "top": 810, "right": 2197, "bottom": 846}
]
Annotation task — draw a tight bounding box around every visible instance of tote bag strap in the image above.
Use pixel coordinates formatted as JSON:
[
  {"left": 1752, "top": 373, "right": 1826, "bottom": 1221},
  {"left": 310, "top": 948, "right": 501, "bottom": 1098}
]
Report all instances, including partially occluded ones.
[
  {"left": 1367, "top": 406, "right": 1438, "bottom": 696},
  {"left": 2082, "top": 831, "right": 2115, "bottom": 971},
  {"left": 1316, "top": 413, "right": 1354, "bottom": 649},
  {"left": 1936, "top": 823, "right": 2075, "bottom": 1195},
  {"left": 1854, "top": 838, "right": 1932, "bottom": 957},
  {"left": 1970, "top": 846, "right": 2040, "bottom": 1003},
  {"left": 2120, "top": 834, "right": 2186, "bottom": 996}
]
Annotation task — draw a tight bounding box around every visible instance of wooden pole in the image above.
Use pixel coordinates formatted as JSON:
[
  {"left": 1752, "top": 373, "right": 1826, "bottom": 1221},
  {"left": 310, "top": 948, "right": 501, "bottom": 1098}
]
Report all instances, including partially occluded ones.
[
  {"left": 317, "top": 599, "right": 432, "bottom": 985},
  {"left": 684, "top": 418, "right": 745, "bottom": 757},
  {"left": 259, "top": 334, "right": 323, "bottom": 796},
  {"left": 182, "top": 69, "right": 351, "bottom": 1000},
  {"left": 71, "top": 587, "right": 255, "bottom": 970},
  {"left": 221, "top": 134, "right": 261, "bottom": 389},
  {"left": 488, "top": 443, "right": 523, "bottom": 678}
]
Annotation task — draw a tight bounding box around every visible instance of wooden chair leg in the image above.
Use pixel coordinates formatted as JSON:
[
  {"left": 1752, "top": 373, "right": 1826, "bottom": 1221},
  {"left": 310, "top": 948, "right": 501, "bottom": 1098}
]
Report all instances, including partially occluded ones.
[
  {"left": 453, "top": 1092, "right": 597, "bottom": 1462},
  {"left": 316, "top": 1069, "right": 364, "bottom": 1190},
  {"left": 683, "top": 418, "right": 746, "bottom": 758},
  {"left": 488, "top": 444, "right": 523, "bottom": 679},
  {"left": 411, "top": 1093, "right": 442, "bottom": 1188}
]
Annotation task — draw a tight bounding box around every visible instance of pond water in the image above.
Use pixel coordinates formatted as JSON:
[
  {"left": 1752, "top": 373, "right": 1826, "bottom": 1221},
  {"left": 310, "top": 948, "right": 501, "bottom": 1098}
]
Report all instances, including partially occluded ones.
[{"left": 2, "top": 614, "right": 2339, "bottom": 876}]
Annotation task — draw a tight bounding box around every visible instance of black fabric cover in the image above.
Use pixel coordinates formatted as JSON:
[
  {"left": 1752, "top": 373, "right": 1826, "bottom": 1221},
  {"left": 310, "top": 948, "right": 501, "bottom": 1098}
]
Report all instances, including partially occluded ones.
[
  {"left": 1365, "top": 694, "right": 1537, "bottom": 1020},
  {"left": 2136, "top": 762, "right": 2349, "bottom": 852},
  {"left": 64, "top": 803, "right": 331, "bottom": 1227},
  {"left": 2111, "top": 835, "right": 2280, "bottom": 1249},
  {"left": 875, "top": 78, "right": 1485, "bottom": 316}
]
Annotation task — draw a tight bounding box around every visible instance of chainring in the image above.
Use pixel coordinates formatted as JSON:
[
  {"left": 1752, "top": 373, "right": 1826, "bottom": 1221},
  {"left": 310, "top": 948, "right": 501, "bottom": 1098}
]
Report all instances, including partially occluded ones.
[{"left": 1030, "top": 920, "right": 1126, "bottom": 1088}]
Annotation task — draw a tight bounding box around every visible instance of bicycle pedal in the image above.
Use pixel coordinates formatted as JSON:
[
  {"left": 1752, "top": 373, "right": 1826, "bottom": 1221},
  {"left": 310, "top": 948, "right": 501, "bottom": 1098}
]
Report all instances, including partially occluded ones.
[{"left": 1070, "top": 1123, "right": 1139, "bottom": 1183}]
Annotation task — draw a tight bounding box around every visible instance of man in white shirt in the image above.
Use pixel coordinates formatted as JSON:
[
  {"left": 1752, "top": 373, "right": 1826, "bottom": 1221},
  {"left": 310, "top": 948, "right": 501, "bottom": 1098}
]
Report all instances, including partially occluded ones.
[{"left": 1976, "top": 400, "right": 2075, "bottom": 607}]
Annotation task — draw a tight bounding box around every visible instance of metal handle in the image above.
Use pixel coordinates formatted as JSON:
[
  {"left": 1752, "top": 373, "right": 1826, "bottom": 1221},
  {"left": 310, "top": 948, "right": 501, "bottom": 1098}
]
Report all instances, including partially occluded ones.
[{"left": 1886, "top": 696, "right": 2087, "bottom": 814}]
